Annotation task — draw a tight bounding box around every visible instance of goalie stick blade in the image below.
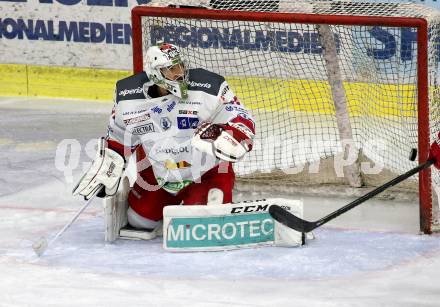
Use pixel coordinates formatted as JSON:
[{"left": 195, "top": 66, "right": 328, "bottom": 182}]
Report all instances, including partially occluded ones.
[{"left": 269, "top": 205, "right": 316, "bottom": 233}]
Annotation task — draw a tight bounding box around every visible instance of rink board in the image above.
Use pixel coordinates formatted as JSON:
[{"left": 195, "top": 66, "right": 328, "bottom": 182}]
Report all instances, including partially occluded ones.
[
  {"left": 0, "top": 63, "right": 417, "bottom": 119},
  {"left": 0, "top": 64, "right": 130, "bottom": 101}
]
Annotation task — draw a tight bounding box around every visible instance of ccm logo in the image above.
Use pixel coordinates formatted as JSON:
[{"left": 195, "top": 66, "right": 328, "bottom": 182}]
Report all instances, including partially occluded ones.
[
  {"left": 222, "top": 134, "right": 238, "bottom": 146},
  {"left": 231, "top": 204, "right": 268, "bottom": 214}
]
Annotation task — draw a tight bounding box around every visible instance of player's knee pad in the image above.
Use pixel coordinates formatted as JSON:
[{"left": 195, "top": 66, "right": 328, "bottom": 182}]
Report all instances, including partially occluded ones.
[{"left": 127, "top": 206, "right": 160, "bottom": 230}]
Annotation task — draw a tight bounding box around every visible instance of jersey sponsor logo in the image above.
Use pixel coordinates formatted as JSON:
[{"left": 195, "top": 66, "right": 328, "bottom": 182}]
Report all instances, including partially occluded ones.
[
  {"left": 155, "top": 146, "right": 190, "bottom": 155},
  {"left": 119, "top": 87, "right": 143, "bottom": 97},
  {"left": 132, "top": 123, "right": 155, "bottom": 135},
  {"left": 157, "top": 177, "right": 193, "bottom": 193},
  {"left": 181, "top": 101, "right": 202, "bottom": 105},
  {"left": 221, "top": 85, "right": 230, "bottom": 96},
  {"left": 177, "top": 117, "right": 199, "bottom": 129},
  {"left": 165, "top": 160, "right": 192, "bottom": 170},
  {"left": 151, "top": 106, "right": 163, "bottom": 114},
  {"left": 160, "top": 117, "right": 172, "bottom": 130},
  {"left": 189, "top": 81, "right": 211, "bottom": 89},
  {"left": 225, "top": 105, "right": 247, "bottom": 113},
  {"left": 167, "top": 101, "right": 177, "bottom": 112},
  {"left": 123, "top": 113, "right": 151, "bottom": 125},
  {"left": 122, "top": 109, "right": 149, "bottom": 116},
  {"left": 178, "top": 110, "right": 198, "bottom": 115}
]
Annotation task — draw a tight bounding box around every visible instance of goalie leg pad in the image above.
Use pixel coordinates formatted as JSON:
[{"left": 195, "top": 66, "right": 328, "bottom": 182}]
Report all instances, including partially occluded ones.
[
  {"left": 163, "top": 198, "right": 305, "bottom": 252},
  {"left": 104, "top": 176, "right": 130, "bottom": 242},
  {"left": 104, "top": 177, "right": 163, "bottom": 241}
]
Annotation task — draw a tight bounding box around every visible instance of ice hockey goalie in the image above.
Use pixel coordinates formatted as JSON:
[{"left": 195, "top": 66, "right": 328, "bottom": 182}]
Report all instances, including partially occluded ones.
[{"left": 75, "top": 42, "right": 256, "bottom": 242}]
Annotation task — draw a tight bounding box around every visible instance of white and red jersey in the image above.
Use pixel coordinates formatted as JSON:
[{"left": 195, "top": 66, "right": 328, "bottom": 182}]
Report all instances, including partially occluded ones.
[{"left": 106, "top": 68, "right": 255, "bottom": 194}]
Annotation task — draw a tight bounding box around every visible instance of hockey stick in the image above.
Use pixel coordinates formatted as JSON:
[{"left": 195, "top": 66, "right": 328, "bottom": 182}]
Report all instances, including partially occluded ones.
[
  {"left": 32, "top": 186, "right": 103, "bottom": 257},
  {"left": 269, "top": 158, "right": 435, "bottom": 233}
]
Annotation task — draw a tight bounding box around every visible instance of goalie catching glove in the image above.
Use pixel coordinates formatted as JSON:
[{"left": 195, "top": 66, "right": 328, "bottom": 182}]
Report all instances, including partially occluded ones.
[
  {"left": 192, "top": 120, "right": 254, "bottom": 162},
  {"left": 72, "top": 138, "right": 125, "bottom": 199}
]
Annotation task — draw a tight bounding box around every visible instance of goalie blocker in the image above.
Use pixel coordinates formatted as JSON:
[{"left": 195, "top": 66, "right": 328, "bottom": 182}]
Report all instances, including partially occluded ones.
[{"left": 104, "top": 183, "right": 307, "bottom": 251}]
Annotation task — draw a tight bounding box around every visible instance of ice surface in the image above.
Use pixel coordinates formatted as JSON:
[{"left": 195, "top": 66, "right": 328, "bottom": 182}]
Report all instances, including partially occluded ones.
[{"left": 1, "top": 97, "right": 440, "bottom": 306}]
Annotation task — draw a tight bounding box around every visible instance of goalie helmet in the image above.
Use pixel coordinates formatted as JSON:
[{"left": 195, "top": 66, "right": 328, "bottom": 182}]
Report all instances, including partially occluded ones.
[{"left": 144, "top": 43, "right": 188, "bottom": 99}]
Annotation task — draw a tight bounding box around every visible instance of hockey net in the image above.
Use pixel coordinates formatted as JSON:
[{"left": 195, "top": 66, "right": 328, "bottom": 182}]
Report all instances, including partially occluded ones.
[{"left": 131, "top": 0, "right": 440, "bottom": 233}]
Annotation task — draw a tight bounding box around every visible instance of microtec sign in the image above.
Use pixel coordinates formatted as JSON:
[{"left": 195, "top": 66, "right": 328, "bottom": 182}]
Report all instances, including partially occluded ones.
[
  {"left": 163, "top": 199, "right": 304, "bottom": 251},
  {"left": 165, "top": 213, "right": 275, "bottom": 248}
]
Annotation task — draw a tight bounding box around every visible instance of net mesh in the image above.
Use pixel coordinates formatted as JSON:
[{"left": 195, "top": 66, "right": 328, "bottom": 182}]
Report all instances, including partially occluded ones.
[{"left": 137, "top": 1, "right": 440, "bottom": 202}]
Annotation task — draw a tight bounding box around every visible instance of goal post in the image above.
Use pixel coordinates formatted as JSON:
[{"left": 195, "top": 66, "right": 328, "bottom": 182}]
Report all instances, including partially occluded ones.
[{"left": 131, "top": 2, "right": 439, "bottom": 234}]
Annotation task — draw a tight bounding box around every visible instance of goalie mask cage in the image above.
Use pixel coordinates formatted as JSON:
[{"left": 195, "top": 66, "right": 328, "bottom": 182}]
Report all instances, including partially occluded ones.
[{"left": 131, "top": 1, "right": 440, "bottom": 234}]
